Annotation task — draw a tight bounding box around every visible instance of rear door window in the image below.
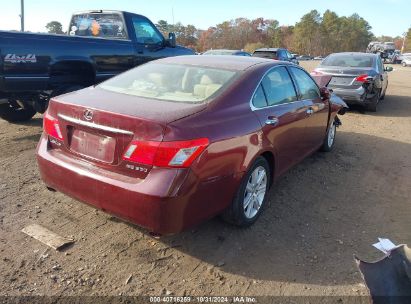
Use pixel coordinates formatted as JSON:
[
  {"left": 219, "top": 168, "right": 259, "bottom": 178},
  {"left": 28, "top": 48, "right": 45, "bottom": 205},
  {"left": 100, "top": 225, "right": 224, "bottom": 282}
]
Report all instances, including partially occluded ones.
[
  {"left": 252, "top": 85, "right": 268, "bottom": 108},
  {"left": 289, "top": 67, "right": 320, "bottom": 100},
  {"left": 69, "top": 13, "right": 127, "bottom": 39},
  {"left": 260, "top": 66, "right": 298, "bottom": 106},
  {"left": 377, "top": 57, "right": 384, "bottom": 73}
]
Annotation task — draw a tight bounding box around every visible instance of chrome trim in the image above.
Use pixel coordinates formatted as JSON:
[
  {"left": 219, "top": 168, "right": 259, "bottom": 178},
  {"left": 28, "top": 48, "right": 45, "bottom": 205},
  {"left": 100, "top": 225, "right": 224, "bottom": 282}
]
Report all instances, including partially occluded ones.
[
  {"left": 0, "top": 99, "right": 9, "bottom": 105},
  {"left": 4, "top": 76, "right": 50, "bottom": 79},
  {"left": 249, "top": 64, "right": 307, "bottom": 111},
  {"left": 58, "top": 114, "right": 133, "bottom": 135},
  {"left": 265, "top": 117, "right": 279, "bottom": 126},
  {"left": 96, "top": 73, "right": 117, "bottom": 77}
]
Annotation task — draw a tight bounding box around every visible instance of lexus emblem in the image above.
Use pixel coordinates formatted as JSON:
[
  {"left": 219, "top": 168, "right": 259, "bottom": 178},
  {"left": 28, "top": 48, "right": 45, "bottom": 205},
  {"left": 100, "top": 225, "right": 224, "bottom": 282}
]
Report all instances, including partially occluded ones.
[{"left": 83, "top": 109, "right": 93, "bottom": 121}]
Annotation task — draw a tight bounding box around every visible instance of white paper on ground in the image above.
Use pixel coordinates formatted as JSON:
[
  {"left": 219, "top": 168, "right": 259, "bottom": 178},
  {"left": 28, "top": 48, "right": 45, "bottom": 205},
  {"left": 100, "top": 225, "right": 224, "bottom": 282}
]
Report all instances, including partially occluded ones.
[{"left": 372, "top": 238, "right": 398, "bottom": 254}]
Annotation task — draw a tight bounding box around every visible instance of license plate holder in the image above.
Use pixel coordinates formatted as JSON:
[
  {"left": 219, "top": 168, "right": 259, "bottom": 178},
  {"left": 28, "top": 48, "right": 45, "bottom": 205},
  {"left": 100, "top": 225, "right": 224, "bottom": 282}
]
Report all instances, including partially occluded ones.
[
  {"left": 70, "top": 129, "right": 116, "bottom": 163},
  {"left": 330, "top": 77, "right": 353, "bottom": 86}
]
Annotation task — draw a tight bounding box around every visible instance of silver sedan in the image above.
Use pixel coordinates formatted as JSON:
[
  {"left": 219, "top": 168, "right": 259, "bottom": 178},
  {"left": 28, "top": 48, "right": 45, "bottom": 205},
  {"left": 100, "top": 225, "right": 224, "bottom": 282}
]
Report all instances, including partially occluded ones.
[{"left": 311, "top": 52, "right": 393, "bottom": 112}]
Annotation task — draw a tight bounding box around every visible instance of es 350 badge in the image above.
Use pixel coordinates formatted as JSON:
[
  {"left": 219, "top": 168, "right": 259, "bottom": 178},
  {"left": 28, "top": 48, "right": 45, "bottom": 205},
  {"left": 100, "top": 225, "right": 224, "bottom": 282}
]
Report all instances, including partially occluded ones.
[{"left": 4, "top": 54, "right": 37, "bottom": 63}]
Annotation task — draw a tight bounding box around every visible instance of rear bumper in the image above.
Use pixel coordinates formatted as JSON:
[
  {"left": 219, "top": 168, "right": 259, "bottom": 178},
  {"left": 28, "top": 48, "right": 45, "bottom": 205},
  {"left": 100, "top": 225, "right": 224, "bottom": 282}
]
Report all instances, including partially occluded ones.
[
  {"left": 329, "top": 86, "right": 366, "bottom": 103},
  {"left": 36, "top": 135, "right": 241, "bottom": 234}
]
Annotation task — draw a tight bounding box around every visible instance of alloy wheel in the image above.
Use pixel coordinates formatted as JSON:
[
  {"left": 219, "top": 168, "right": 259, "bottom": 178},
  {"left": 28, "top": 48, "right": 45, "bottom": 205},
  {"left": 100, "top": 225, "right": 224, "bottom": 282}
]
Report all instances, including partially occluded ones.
[
  {"left": 328, "top": 123, "right": 336, "bottom": 148},
  {"left": 243, "top": 166, "right": 267, "bottom": 219}
]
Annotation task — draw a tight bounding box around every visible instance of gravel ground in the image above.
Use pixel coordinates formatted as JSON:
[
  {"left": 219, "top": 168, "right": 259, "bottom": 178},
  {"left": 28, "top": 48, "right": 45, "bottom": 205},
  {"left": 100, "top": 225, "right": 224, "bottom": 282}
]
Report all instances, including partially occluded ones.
[{"left": 0, "top": 61, "right": 410, "bottom": 298}]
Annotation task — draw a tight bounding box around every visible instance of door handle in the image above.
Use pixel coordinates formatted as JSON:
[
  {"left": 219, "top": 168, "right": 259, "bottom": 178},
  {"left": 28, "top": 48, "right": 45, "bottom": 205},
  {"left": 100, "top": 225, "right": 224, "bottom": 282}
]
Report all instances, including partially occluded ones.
[
  {"left": 306, "top": 108, "right": 314, "bottom": 115},
  {"left": 265, "top": 117, "right": 279, "bottom": 126}
]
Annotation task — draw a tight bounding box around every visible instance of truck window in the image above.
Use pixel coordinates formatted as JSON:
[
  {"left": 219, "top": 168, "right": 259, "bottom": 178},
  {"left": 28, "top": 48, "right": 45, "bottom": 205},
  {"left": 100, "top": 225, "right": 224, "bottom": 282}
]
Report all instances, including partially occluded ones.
[
  {"left": 69, "top": 13, "right": 127, "bottom": 39},
  {"left": 132, "top": 17, "right": 164, "bottom": 45}
]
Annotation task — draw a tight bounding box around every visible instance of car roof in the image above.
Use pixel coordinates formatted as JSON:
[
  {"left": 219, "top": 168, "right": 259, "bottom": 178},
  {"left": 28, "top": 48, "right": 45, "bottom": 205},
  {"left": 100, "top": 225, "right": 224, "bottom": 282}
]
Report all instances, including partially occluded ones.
[
  {"left": 328, "top": 52, "right": 377, "bottom": 58},
  {"left": 154, "top": 55, "right": 281, "bottom": 71},
  {"left": 254, "top": 48, "right": 281, "bottom": 52},
  {"left": 204, "top": 49, "right": 240, "bottom": 52}
]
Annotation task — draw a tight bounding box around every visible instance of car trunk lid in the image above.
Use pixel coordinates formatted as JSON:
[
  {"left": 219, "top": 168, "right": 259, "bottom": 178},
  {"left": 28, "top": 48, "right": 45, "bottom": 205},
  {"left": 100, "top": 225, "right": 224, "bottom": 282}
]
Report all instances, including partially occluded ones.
[
  {"left": 315, "top": 67, "right": 374, "bottom": 89},
  {"left": 46, "top": 87, "right": 207, "bottom": 178}
]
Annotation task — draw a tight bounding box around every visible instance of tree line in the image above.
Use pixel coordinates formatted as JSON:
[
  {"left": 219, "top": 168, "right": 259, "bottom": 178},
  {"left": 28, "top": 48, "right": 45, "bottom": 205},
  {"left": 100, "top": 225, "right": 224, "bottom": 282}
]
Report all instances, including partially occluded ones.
[
  {"left": 45, "top": 9, "right": 411, "bottom": 55},
  {"left": 156, "top": 10, "right": 410, "bottom": 55}
]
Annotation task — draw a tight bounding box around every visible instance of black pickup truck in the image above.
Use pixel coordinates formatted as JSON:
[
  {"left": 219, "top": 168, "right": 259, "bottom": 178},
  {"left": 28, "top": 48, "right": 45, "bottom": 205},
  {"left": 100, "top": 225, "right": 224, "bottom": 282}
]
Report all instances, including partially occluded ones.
[{"left": 0, "top": 10, "right": 194, "bottom": 122}]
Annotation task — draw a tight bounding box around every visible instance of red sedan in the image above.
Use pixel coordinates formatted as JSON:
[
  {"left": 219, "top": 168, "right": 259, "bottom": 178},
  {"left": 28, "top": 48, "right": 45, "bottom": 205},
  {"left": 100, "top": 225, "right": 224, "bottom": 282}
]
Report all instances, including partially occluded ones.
[{"left": 37, "top": 56, "right": 347, "bottom": 234}]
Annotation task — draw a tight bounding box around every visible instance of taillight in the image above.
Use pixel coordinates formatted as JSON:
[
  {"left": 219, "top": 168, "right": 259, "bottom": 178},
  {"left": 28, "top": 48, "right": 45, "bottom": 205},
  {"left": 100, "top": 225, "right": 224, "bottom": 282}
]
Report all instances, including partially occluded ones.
[
  {"left": 43, "top": 111, "right": 63, "bottom": 140},
  {"left": 355, "top": 74, "right": 371, "bottom": 83},
  {"left": 123, "top": 138, "right": 209, "bottom": 168}
]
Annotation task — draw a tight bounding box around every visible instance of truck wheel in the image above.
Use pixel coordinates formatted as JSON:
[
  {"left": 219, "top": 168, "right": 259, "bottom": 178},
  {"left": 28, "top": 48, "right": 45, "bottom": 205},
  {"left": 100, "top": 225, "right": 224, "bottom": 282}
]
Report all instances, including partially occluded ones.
[
  {"left": 0, "top": 102, "right": 36, "bottom": 122},
  {"left": 321, "top": 119, "right": 337, "bottom": 152},
  {"left": 222, "top": 156, "right": 270, "bottom": 227}
]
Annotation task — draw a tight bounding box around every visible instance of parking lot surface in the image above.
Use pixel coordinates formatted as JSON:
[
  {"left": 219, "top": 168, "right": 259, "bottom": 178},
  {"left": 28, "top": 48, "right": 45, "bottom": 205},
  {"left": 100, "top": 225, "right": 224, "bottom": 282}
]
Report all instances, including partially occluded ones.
[{"left": 0, "top": 61, "right": 410, "bottom": 297}]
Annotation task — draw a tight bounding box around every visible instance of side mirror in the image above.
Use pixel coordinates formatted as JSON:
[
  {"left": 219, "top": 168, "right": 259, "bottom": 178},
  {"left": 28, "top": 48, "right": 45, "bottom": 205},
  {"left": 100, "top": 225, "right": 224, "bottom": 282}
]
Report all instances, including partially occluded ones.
[
  {"left": 167, "top": 32, "right": 176, "bottom": 48},
  {"left": 320, "top": 87, "right": 331, "bottom": 100},
  {"left": 385, "top": 66, "right": 393, "bottom": 72}
]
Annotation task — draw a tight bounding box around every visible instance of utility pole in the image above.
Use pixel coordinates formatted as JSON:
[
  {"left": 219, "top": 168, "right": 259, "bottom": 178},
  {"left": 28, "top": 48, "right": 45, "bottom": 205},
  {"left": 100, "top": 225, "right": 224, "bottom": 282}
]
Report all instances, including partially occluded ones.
[
  {"left": 401, "top": 32, "right": 406, "bottom": 54},
  {"left": 20, "top": 0, "right": 25, "bottom": 32}
]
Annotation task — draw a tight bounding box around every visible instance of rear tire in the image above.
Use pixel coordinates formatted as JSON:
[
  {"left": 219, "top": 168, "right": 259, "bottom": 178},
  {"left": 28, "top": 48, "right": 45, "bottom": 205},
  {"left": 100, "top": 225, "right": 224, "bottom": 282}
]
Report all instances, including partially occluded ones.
[
  {"left": 222, "top": 157, "right": 270, "bottom": 227},
  {"left": 0, "top": 102, "right": 36, "bottom": 122},
  {"left": 365, "top": 89, "right": 381, "bottom": 112}
]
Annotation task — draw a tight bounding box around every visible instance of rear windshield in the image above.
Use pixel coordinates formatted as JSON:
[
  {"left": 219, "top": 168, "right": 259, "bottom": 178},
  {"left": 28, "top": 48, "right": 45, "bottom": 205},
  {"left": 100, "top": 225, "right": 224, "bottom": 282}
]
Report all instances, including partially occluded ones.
[
  {"left": 69, "top": 13, "right": 127, "bottom": 39},
  {"left": 99, "top": 63, "right": 238, "bottom": 103},
  {"left": 252, "top": 51, "right": 277, "bottom": 59},
  {"left": 321, "top": 54, "right": 374, "bottom": 68}
]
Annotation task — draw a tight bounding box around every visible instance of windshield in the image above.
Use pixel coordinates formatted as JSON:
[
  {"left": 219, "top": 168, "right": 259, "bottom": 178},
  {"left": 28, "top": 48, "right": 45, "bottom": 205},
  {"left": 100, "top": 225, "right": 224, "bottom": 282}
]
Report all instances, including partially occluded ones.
[
  {"left": 99, "top": 63, "right": 238, "bottom": 103},
  {"left": 69, "top": 13, "right": 127, "bottom": 39},
  {"left": 321, "top": 54, "right": 374, "bottom": 68}
]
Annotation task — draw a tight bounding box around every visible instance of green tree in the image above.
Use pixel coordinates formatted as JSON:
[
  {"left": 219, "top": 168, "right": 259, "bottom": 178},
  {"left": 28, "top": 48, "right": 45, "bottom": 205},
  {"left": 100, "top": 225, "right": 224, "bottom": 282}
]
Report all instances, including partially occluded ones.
[
  {"left": 244, "top": 42, "right": 266, "bottom": 53},
  {"left": 45, "top": 21, "right": 64, "bottom": 34},
  {"left": 293, "top": 10, "right": 322, "bottom": 55},
  {"left": 156, "top": 20, "right": 172, "bottom": 37},
  {"left": 321, "top": 10, "right": 340, "bottom": 54}
]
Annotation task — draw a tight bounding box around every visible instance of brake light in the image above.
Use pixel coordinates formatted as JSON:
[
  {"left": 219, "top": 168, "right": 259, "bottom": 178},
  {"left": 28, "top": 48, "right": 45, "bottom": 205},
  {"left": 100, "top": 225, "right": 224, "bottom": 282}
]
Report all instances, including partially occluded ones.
[
  {"left": 123, "top": 138, "right": 209, "bottom": 168},
  {"left": 43, "top": 112, "right": 63, "bottom": 140},
  {"left": 355, "top": 74, "right": 370, "bottom": 83}
]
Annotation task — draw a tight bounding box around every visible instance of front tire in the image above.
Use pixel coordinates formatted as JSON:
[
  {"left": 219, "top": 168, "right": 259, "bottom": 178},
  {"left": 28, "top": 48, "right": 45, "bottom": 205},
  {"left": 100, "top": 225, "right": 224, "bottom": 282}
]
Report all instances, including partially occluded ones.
[
  {"left": 222, "top": 157, "right": 270, "bottom": 227},
  {"left": 321, "top": 120, "right": 337, "bottom": 152},
  {"left": 0, "top": 102, "right": 36, "bottom": 122}
]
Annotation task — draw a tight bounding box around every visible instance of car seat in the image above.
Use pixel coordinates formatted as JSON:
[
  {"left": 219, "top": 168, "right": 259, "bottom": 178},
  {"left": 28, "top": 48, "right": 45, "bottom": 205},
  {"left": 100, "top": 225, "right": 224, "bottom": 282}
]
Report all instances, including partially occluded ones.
[{"left": 193, "top": 75, "right": 222, "bottom": 99}]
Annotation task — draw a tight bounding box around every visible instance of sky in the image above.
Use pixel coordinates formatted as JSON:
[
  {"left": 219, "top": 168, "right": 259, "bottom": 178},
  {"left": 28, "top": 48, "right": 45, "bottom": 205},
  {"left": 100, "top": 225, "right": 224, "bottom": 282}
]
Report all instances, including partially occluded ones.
[{"left": 0, "top": 0, "right": 410, "bottom": 37}]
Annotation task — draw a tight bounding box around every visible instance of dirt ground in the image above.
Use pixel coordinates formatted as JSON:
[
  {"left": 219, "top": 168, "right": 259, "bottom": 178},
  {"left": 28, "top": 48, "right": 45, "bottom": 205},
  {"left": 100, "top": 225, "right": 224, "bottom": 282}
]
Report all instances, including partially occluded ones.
[{"left": 0, "top": 61, "right": 410, "bottom": 299}]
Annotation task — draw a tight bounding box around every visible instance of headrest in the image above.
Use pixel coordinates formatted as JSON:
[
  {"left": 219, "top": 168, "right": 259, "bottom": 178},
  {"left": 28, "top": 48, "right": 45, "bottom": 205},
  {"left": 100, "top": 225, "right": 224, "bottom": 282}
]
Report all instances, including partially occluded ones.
[{"left": 200, "top": 75, "right": 214, "bottom": 85}]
